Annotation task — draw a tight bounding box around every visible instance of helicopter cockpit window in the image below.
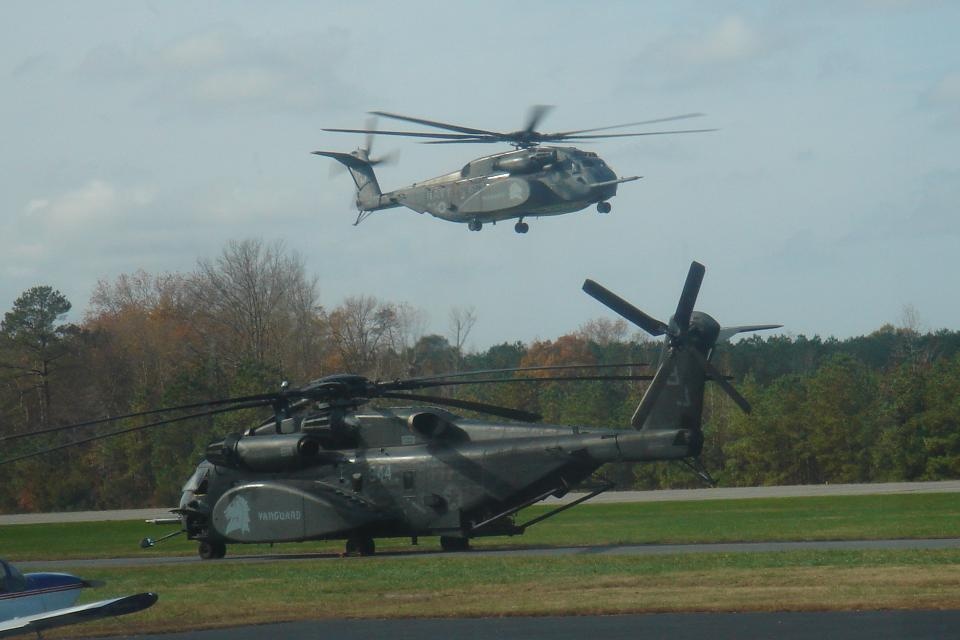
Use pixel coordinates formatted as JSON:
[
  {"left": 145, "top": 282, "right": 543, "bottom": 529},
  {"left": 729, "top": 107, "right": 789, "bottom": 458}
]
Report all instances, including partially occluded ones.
[{"left": 183, "top": 467, "right": 210, "bottom": 494}]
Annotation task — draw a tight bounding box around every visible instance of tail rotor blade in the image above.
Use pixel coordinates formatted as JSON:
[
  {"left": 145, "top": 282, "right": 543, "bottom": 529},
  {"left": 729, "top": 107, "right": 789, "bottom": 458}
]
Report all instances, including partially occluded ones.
[
  {"left": 688, "top": 348, "right": 752, "bottom": 414},
  {"left": 673, "top": 261, "right": 706, "bottom": 333},
  {"left": 631, "top": 350, "right": 677, "bottom": 427},
  {"left": 582, "top": 279, "right": 668, "bottom": 337},
  {"left": 363, "top": 116, "right": 377, "bottom": 156},
  {"left": 328, "top": 161, "right": 346, "bottom": 178},
  {"left": 369, "top": 149, "right": 400, "bottom": 167}
]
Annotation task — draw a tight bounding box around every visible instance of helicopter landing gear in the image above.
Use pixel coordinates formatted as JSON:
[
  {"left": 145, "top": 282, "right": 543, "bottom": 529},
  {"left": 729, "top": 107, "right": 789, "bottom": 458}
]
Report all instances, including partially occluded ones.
[
  {"left": 198, "top": 540, "right": 226, "bottom": 560},
  {"left": 467, "top": 219, "right": 483, "bottom": 232},
  {"left": 514, "top": 220, "right": 529, "bottom": 234},
  {"left": 597, "top": 201, "right": 612, "bottom": 214},
  {"left": 439, "top": 536, "right": 471, "bottom": 552},
  {"left": 345, "top": 536, "right": 376, "bottom": 556}
]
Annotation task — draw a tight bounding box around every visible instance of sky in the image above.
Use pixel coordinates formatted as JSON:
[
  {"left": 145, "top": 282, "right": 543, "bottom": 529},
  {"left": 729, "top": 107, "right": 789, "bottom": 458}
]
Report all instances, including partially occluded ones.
[{"left": 2, "top": 1, "right": 958, "bottom": 352}]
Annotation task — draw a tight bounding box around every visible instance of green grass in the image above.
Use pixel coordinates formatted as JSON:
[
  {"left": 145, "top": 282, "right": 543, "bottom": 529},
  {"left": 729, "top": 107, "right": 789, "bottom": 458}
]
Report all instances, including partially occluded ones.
[
  {"left": 42, "top": 549, "right": 960, "bottom": 637},
  {"left": 2, "top": 492, "right": 958, "bottom": 561},
  {"left": 5, "top": 493, "right": 960, "bottom": 637}
]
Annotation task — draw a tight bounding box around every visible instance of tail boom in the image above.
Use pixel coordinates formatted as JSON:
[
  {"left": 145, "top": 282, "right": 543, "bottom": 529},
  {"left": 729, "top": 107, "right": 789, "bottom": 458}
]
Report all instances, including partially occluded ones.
[{"left": 313, "top": 150, "right": 397, "bottom": 213}]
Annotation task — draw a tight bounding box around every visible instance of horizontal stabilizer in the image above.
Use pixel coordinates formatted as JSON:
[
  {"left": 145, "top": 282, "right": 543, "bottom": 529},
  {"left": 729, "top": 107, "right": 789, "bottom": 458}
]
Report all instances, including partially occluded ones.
[
  {"left": 717, "top": 324, "right": 782, "bottom": 343},
  {"left": 311, "top": 150, "right": 371, "bottom": 171}
]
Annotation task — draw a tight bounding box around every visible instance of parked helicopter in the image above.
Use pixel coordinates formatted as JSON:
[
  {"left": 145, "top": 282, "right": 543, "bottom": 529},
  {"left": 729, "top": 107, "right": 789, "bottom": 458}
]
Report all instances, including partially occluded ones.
[
  {"left": 2, "top": 262, "right": 778, "bottom": 560},
  {"left": 315, "top": 107, "right": 714, "bottom": 233}
]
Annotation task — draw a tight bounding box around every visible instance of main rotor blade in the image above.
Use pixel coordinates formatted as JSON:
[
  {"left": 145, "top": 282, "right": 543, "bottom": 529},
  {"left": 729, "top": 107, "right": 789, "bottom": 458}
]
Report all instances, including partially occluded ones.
[
  {"left": 398, "top": 362, "right": 650, "bottom": 385},
  {"left": 405, "top": 374, "right": 654, "bottom": 391},
  {"left": 673, "top": 261, "right": 706, "bottom": 334},
  {"left": 552, "top": 128, "right": 718, "bottom": 140},
  {"left": 523, "top": 104, "right": 553, "bottom": 134},
  {"left": 582, "top": 279, "right": 668, "bottom": 337},
  {"left": 553, "top": 113, "right": 705, "bottom": 137},
  {"left": 0, "top": 402, "right": 270, "bottom": 466},
  {"left": 378, "top": 391, "right": 541, "bottom": 422},
  {"left": 0, "top": 393, "right": 285, "bottom": 443},
  {"left": 323, "top": 127, "right": 490, "bottom": 141},
  {"left": 422, "top": 138, "right": 500, "bottom": 144},
  {"left": 688, "top": 349, "right": 752, "bottom": 414},
  {"left": 368, "top": 111, "right": 501, "bottom": 137}
]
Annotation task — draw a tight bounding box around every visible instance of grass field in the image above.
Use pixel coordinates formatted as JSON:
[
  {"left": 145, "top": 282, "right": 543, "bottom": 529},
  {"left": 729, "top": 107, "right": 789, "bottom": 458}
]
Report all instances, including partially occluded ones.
[
  {"left": 2, "top": 492, "right": 958, "bottom": 561},
  {"left": 3, "top": 492, "right": 959, "bottom": 637},
  {"left": 52, "top": 549, "right": 960, "bottom": 637}
]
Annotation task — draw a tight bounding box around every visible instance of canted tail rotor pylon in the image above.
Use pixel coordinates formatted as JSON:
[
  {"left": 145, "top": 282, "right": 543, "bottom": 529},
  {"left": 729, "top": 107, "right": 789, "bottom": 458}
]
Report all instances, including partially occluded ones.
[
  {"left": 583, "top": 262, "right": 781, "bottom": 430},
  {"left": 315, "top": 117, "right": 400, "bottom": 224}
]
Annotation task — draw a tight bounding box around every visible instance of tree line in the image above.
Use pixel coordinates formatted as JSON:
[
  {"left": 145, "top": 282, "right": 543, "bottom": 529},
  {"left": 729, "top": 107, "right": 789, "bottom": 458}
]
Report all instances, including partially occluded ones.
[{"left": 1, "top": 239, "right": 958, "bottom": 512}]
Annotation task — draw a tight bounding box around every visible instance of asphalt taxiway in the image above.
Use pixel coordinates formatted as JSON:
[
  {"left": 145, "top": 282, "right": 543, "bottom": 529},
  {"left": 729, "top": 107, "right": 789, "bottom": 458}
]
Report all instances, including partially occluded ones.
[
  {"left": 16, "top": 537, "right": 960, "bottom": 571},
  {"left": 93, "top": 610, "right": 960, "bottom": 640}
]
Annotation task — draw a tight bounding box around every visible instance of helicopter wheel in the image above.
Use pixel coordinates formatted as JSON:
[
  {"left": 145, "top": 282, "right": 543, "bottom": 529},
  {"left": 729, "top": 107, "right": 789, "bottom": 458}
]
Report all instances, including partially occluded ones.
[
  {"left": 467, "top": 219, "right": 482, "bottom": 232},
  {"left": 440, "top": 536, "right": 471, "bottom": 552},
  {"left": 345, "top": 536, "right": 376, "bottom": 556},
  {"left": 514, "top": 221, "right": 529, "bottom": 234},
  {"left": 597, "top": 201, "right": 612, "bottom": 214},
  {"left": 198, "top": 540, "right": 227, "bottom": 560}
]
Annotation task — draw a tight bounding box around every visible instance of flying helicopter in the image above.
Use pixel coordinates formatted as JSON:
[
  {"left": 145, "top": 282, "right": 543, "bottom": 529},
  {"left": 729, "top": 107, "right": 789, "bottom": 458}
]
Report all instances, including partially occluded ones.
[
  {"left": 1, "top": 262, "right": 778, "bottom": 560},
  {"left": 315, "top": 107, "right": 715, "bottom": 233}
]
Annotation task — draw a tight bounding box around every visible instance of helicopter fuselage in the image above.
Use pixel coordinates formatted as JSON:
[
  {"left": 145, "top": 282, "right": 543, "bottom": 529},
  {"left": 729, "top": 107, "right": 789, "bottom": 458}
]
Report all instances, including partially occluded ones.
[
  {"left": 379, "top": 147, "right": 621, "bottom": 223},
  {"left": 176, "top": 407, "right": 697, "bottom": 553},
  {"left": 321, "top": 145, "right": 638, "bottom": 232}
]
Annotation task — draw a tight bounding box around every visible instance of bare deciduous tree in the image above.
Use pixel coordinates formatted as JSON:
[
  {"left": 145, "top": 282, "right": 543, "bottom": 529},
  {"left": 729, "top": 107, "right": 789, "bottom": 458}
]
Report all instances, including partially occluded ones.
[
  {"left": 448, "top": 305, "right": 477, "bottom": 371},
  {"left": 187, "top": 239, "right": 321, "bottom": 378},
  {"left": 576, "top": 317, "right": 629, "bottom": 346}
]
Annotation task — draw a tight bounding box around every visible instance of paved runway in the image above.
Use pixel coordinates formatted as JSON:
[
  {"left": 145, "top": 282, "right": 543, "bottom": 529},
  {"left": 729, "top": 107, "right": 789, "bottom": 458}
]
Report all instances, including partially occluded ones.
[
  {"left": 17, "top": 537, "right": 960, "bottom": 571},
  {"left": 94, "top": 610, "right": 960, "bottom": 640}
]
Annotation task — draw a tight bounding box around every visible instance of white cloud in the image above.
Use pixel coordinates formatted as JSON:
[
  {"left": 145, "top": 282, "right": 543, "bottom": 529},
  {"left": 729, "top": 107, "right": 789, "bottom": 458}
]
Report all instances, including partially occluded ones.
[
  {"left": 649, "top": 15, "right": 771, "bottom": 70},
  {"left": 924, "top": 72, "right": 960, "bottom": 106},
  {"left": 677, "top": 16, "right": 765, "bottom": 66},
  {"left": 23, "top": 180, "right": 156, "bottom": 228},
  {"left": 77, "top": 27, "right": 362, "bottom": 115},
  {"left": 160, "top": 32, "right": 229, "bottom": 70},
  {"left": 921, "top": 72, "right": 960, "bottom": 127},
  {"left": 192, "top": 179, "right": 315, "bottom": 225},
  {"left": 11, "top": 53, "right": 53, "bottom": 77},
  {"left": 194, "top": 68, "right": 283, "bottom": 103},
  {"left": 627, "top": 15, "right": 789, "bottom": 91}
]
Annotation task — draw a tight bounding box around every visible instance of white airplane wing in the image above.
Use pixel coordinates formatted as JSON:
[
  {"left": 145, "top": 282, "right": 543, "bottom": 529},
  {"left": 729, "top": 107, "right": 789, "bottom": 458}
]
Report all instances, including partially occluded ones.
[{"left": 0, "top": 592, "right": 157, "bottom": 638}]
